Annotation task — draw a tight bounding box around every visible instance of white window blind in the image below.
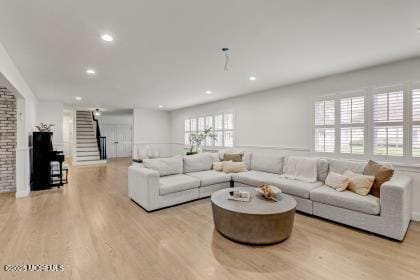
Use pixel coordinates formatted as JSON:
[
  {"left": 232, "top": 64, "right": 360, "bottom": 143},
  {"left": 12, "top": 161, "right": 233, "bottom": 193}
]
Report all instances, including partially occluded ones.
[
  {"left": 340, "top": 96, "right": 364, "bottom": 154},
  {"left": 373, "top": 91, "right": 404, "bottom": 156},
  {"left": 412, "top": 89, "right": 420, "bottom": 157},
  {"left": 205, "top": 116, "right": 213, "bottom": 146},
  {"left": 314, "top": 100, "right": 335, "bottom": 153}
]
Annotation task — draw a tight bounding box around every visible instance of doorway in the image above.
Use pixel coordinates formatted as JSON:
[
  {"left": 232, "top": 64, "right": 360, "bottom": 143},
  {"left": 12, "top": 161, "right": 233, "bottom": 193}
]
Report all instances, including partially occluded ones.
[{"left": 101, "top": 124, "right": 133, "bottom": 158}]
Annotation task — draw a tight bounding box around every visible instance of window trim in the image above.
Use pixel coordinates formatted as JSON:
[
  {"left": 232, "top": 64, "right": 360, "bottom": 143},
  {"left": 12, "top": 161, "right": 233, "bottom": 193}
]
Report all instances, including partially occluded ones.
[
  {"left": 184, "top": 111, "right": 235, "bottom": 149},
  {"left": 313, "top": 96, "right": 336, "bottom": 154},
  {"left": 313, "top": 83, "right": 420, "bottom": 164},
  {"left": 371, "top": 85, "right": 405, "bottom": 159},
  {"left": 338, "top": 91, "right": 366, "bottom": 156}
]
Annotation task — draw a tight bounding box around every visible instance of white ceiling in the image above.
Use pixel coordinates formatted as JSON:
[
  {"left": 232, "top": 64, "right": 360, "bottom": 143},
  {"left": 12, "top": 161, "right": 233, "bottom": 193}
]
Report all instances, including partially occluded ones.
[{"left": 1, "top": 0, "right": 420, "bottom": 110}]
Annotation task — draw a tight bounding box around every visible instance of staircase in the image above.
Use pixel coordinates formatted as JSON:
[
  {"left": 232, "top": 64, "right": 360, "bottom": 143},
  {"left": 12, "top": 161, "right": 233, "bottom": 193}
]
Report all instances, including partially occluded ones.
[{"left": 73, "top": 111, "right": 106, "bottom": 165}]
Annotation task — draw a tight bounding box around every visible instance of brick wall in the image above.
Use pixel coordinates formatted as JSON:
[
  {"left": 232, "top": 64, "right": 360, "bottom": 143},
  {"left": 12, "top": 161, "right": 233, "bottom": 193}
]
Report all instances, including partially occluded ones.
[{"left": 0, "top": 92, "right": 16, "bottom": 192}]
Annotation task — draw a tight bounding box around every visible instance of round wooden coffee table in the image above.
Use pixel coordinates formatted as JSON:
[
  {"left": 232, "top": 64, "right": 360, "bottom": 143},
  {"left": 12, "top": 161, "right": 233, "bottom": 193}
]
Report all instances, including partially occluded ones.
[{"left": 211, "top": 186, "right": 296, "bottom": 245}]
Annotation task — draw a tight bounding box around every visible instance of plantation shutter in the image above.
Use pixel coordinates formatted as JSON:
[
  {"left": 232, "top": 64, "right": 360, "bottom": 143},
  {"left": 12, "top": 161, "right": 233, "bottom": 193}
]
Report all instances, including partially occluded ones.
[
  {"left": 373, "top": 91, "right": 404, "bottom": 156},
  {"left": 412, "top": 89, "right": 420, "bottom": 157},
  {"left": 314, "top": 99, "right": 335, "bottom": 153},
  {"left": 340, "top": 96, "right": 364, "bottom": 154}
]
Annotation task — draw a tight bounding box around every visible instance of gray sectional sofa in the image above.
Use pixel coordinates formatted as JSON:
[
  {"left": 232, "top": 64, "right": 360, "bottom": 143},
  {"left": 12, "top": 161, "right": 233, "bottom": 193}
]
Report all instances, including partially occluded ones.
[{"left": 128, "top": 152, "right": 413, "bottom": 240}]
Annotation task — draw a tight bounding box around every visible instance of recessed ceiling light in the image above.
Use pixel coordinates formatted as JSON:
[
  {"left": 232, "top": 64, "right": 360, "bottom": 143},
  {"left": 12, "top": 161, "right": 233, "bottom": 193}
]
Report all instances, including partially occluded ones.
[
  {"left": 158, "top": 105, "right": 164, "bottom": 108},
  {"left": 75, "top": 96, "right": 82, "bottom": 101},
  {"left": 86, "top": 69, "right": 96, "bottom": 75},
  {"left": 249, "top": 76, "right": 257, "bottom": 81},
  {"left": 205, "top": 90, "right": 212, "bottom": 94},
  {"left": 101, "top": 34, "right": 114, "bottom": 42}
]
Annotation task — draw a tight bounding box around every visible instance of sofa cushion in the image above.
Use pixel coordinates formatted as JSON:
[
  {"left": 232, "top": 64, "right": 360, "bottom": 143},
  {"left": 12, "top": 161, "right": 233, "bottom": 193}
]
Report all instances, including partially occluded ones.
[
  {"left": 310, "top": 185, "right": 380, "bottom": 215},
  {"left": 282, "top": 156, "right": 318, "bottom": 182},
  {"left": 223, "top": 153, "right": 242, "bottom": 162},
  {"left": 159, "top": 174, "right": 200, "bottom": 195},
  {"left": 242, "top": 152, "right": 252, "bottom": 170},
  {"left": 329, "top": 159, "right": 367, "bottom": 175},
  {"left": 251, "top": 154, "right": 284, "bottom": 174},
  {"left": 317, "top": 158, "right": 330, "bottom": 182},
  {"left": 363, "top": 160, "right": 394, "bottom": 198},
  {"left": 223, "top": 161, "right": 248, "bottom": 173},
  {"left": 232, "top": 170, "right": 280, "bottom": 187},
  {"left": 325, "top": 172, "right": 350, "bottom": 192},
  {"left": 266, "top": 177, "right": 323, "bottom": 199},
  {"left": 183, "top": 153, "right": 213, "bottom": 173},
  {"left": 344, "top": 170, "right": 375, "bottom": 196},
  {"left": 186, "top": 170, "right": 231, "bottom": 187},
  {"left": 143, "top": 155, "right": 183, "bottom": 176}
]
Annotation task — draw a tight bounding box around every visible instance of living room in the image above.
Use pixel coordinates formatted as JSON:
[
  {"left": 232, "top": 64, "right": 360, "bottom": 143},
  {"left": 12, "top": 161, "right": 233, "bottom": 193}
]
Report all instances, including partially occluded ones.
[{"left": 0, "top": 1, "right": 419, "bottom": 279}]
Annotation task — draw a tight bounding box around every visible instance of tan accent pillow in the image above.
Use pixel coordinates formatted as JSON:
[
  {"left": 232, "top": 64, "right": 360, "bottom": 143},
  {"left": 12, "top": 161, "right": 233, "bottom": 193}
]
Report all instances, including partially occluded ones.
[
  {"left": 223, "top": 153, "right": 242, "bottom": 162},
  {"left": 223, "top": 161, "right": 248, "bottom": 173},
  {"left": 344, "top": 170, "right": 375, "bottom": 196},
  {"left": 363, "top": 160, "right": 394, "bottom": 198},
  {"left": 325, "top": 172, "right": 350, "bottom": 192},
  {"left": 212, "top": 161, "right": 231, "bottom": 172}
]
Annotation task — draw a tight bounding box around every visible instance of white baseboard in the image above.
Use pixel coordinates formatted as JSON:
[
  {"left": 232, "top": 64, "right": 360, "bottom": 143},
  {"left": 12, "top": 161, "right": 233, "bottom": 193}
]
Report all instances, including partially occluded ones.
[
  {"left": 15, "top": 190, "right": 30, "bottom": 198},
  {"left": 412, "top": 212, "right": 420, "bottom": 222}
]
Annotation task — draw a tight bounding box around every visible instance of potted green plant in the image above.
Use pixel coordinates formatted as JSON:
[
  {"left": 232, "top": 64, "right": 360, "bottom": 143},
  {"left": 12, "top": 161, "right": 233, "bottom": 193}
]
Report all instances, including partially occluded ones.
[{"left": 186, "top": 127, "right": 217, "bottom": 155}]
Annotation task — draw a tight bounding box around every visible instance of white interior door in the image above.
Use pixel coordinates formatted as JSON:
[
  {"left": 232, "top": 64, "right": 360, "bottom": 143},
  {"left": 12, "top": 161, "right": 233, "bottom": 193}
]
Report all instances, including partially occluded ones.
[
  {"left": 100, "top": 124, "right": 132, "bottom": 158},
  {"left": 101, "top": 124, "right": 117, "bottom": 158},
  {"left": 116, "top": 125, "right": 133, "bottom": 157}
]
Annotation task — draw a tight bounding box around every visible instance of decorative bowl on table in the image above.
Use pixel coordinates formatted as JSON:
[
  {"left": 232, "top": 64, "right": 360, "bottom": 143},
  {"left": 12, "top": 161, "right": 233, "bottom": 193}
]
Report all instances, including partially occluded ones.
[{"left": 256, "top": 185, "right": 282, "bottom": 201}]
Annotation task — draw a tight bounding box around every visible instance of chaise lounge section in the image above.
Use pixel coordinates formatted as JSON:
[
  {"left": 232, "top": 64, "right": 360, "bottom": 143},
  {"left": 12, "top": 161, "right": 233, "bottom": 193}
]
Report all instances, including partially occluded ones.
[{"left": 128, "top": 152, "right": 413, "bottom": 240}]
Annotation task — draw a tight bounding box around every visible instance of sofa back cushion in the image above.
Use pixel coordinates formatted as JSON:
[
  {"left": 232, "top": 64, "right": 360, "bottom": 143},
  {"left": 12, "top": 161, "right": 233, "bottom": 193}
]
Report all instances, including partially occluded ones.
[
  {"left": 329, "top": 159, "right": 366, "bottom": 175},
  {"left": 143, "top": 155, "right": 183, "bottom": 176},
  {"left": 317, "top": 158, "right": 330, "bottom": 182},
  {"left": 183, "top": 153, "right": 213, "bottom": 173},
  {"left": 251, "top": 154, "right": 284, "bottom": 174}
]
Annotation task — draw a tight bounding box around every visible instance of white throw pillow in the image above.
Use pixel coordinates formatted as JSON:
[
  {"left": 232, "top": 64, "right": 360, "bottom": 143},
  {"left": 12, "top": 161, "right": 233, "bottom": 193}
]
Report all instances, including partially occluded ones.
[
  {"left": 281, "top": 156, "right": 318, "bottom": 183},
  {"left": 143, "top": 155, "right": 183, "bottom": 176},
  {"left": 344, "top": 170, "right": 375, "bottom": 196},
  {"left": 325, "top": 172, "right": 350, "bottom": 192}
]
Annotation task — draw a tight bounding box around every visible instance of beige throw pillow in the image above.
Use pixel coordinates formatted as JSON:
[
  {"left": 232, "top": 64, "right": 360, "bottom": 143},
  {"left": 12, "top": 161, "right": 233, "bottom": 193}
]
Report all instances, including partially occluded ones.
[
  {"left": 223, "top": 161, "right": 248, "bottom": 173},
  {"left": 212, "top": 161, "right": 232, "bottom": 172},
  {"left": 325, "top": 172, "right": 350, "bottom": 192},
  {"left": 344, "top": 170, "right": 375, "bottom": 196},
  {"left": 223, "top": 153, "right": 243, "bottom": 162}
]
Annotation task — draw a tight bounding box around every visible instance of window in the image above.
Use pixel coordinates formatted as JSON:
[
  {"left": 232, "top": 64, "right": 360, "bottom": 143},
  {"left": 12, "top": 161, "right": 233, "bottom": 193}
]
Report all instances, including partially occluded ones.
[
  {"left": 412, "top": 89, "right": 420, "bottom": 157},
  {"left": 340, "top": 96, "right": 364, "bottom": 154},
  {"left": 314, "top": 99, "right": 335, "bottom": 153},
  {"left": 373, "top": 91, "right": 404, "bottom": 156},
  {"left": 184, "top": 113, "right": 234, "bottom": 148}
]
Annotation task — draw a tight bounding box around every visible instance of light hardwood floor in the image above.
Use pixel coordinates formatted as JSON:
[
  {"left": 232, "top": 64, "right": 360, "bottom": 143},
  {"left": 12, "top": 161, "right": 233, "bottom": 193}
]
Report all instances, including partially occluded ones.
[{"left": 0, "top": 158, "right": 419, "bottom": 280}]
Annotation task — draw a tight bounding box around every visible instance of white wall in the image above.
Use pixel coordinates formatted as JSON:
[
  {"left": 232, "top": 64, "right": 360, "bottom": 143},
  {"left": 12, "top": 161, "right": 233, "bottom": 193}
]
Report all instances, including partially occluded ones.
[
  {"left": 63, "top": 113, "right": 73, "bottom": 158},
  {"left": 170, "top": 57, "right": 420, "bottom": 220},
  {"left": 98, "top": 114, "right": 133, "bottom": 126},
  {"left": 133, "top": 108, "right": 171, "bottom": 158},
  {"left": 0, "top": 42, "right": 38, "bottom": 197},
  {"left": 36, "top": 101, "right": 64, "bottom": 151}
]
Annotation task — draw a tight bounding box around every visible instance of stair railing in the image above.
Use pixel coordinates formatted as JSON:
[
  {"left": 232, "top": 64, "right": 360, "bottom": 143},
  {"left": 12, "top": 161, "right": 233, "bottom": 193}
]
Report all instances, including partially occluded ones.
[{"left": 92, "top": 112, "right": 107, "bottom": 160}]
